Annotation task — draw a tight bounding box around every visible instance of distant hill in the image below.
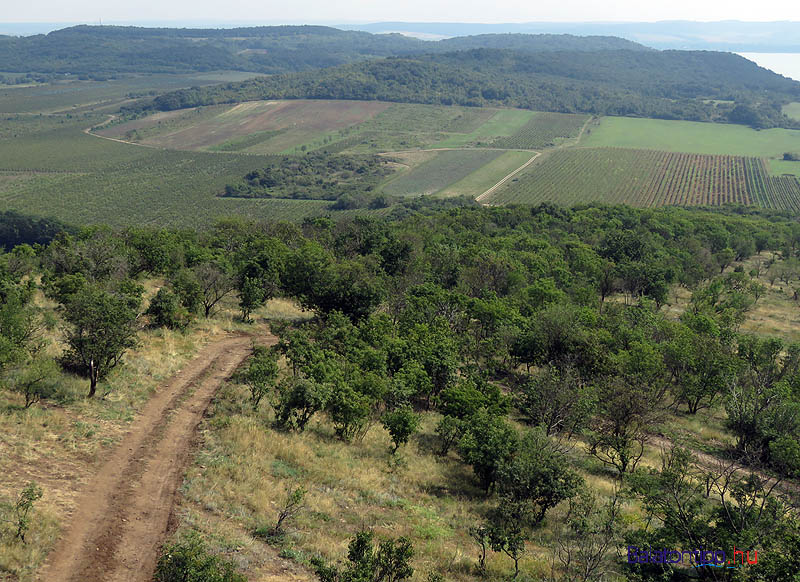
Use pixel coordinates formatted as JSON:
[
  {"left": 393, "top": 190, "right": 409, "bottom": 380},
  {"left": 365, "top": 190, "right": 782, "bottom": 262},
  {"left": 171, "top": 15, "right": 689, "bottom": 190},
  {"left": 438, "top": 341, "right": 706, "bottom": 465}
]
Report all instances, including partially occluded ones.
[
  {"left": 349, "top": 21, "right": 800, "bottom": 52},
  {"left": 438, "top": 33, "right": 649, "bottom": 52},
  {"left": 140, "top": 48, "right": 800, "bottom": 128},
  {"left": 0, "top": 25, "right": 650, "bottom": 76}
]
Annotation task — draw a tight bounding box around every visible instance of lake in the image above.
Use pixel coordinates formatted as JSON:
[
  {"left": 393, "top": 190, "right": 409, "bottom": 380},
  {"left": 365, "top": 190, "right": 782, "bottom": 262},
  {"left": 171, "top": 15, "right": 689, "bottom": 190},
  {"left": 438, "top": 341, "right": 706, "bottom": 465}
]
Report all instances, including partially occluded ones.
[{"left": 738, "top": 52, "right": 800, "bottom": 82}]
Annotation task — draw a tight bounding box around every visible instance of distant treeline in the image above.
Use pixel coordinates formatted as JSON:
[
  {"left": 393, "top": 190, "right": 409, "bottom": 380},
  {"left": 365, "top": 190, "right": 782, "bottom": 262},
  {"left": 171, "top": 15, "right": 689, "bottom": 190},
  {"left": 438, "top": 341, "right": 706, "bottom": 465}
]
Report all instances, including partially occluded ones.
[
  {"left": 138, "top": 49, "right": 800, "bottom": 129},
  {"left": 0, "top": 25, "right": 647, "bottom": 76}
]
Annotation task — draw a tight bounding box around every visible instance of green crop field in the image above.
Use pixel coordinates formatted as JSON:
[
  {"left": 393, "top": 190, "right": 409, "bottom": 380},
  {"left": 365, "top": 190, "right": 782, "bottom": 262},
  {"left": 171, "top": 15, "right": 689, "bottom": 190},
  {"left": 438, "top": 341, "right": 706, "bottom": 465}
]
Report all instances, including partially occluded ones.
[
  {"left": 486, "top": 112, "right": 590, "bottom": 149},
  {"left": 381, "top": 149, "right": 504, "bottom": 197},
  {"left": 581, "top": 116, "right": 800, "bottom": 158},
  {"left": 430, "top": 109, "right": 534, "bottom": 148},
  {"left": 436, "top": 150, "right": 535, "bottom": 198},
  {"left": 784, "top": 102, "right": 800, "bottom": 121},
  {"left": 484, "top": 147, "right": 800, "bottom": 210}
]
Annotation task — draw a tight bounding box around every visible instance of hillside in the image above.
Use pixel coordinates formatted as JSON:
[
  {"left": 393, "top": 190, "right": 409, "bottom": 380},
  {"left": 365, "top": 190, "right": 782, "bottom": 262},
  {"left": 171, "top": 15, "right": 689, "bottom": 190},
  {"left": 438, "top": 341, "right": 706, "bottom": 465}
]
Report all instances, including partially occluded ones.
[
  {"left": 0, "top": 25, "right": 650, "bottom": 77},
  {"left": 142, "top": 48, "right": 800, "bottom": 128}
]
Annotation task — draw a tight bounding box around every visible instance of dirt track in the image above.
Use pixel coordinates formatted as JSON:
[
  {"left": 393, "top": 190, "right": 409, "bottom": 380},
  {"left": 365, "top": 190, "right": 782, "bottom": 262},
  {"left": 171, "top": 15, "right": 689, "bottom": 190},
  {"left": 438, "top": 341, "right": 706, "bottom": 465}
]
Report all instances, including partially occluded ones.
[{"left": 36, "top": 333, "right": 270, "bottom": 582}]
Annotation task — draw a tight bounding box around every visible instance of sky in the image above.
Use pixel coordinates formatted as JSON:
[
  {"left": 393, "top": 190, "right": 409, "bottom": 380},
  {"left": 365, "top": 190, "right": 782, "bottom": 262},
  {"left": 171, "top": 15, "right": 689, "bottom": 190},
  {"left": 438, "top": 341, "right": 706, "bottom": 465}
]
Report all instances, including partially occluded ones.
[{"left": 3, "top": 0, "right": 800, "bottom": 24}]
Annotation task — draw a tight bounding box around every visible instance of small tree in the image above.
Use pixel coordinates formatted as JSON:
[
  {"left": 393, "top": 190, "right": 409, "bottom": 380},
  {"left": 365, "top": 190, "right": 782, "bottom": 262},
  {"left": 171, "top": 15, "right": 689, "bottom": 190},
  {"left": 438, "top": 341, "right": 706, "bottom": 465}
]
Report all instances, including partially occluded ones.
[
  {"left": 6, "top": 357, "right": 59, "bottom": 408},
  {"left": 469, "top": 524, "right": 490, "bottom": 575},
  {"left": 61, "top": 284, "right": 140, "bottom": 397},
  {"left": 146, "top": 288, "right": 189, "bottom": 330},
  {"left": 2, "top": 482, "right": 43, "bottom": 543},
  {"left": 313, "top": 530, "right": 414, "bottom": 582},
  {"left": 237, "top": 345, "right": 279, "bottom": 410},
  {"left": 457, "top": 410, "right": 519, "bottom": 492},
  {"left": 381, "top": 406, "right": 420, "bottom": 454},
  {"left": 193, "top": 261, "right": 234, "bottom": 318},
  {"left": 270, "top": 484, "right": 306, "bottom": 538}
]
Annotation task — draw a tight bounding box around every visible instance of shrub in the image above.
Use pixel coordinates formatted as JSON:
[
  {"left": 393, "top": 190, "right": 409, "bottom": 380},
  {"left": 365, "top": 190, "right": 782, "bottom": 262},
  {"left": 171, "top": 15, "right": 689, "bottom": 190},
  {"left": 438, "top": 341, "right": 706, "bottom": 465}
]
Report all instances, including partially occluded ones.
[{"left": 154, "top": 532, "right": 245, "bottom": 582}]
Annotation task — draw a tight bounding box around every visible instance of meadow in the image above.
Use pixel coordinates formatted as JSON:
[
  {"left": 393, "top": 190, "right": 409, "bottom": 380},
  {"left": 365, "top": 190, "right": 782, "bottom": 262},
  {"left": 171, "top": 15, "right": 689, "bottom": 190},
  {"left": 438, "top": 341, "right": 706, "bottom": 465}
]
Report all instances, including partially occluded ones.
[
  {"left": 581, "top": 116, "right": 800, "bottom": 160},
  {"left": 784, "top": 102, "right": 800, "bottom": 121}
]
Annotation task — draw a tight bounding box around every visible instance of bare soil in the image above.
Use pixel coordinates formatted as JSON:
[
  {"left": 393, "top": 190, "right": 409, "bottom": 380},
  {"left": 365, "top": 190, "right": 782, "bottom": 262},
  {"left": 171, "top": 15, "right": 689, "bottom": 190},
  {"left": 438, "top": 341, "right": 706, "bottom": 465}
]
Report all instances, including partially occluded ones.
[{"left": 35, "top": 332, "right": 273, "bottom": 582}]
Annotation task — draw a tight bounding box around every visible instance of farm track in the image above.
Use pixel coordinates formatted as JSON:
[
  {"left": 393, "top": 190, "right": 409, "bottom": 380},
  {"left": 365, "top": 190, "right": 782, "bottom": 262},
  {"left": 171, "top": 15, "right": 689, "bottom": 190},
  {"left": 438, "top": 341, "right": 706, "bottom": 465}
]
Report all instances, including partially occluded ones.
[
  {"left": 36, "top": 332, "right": 273, "bottom": 582},
  {"left": 476, "top": 152, "right": 541, "bottom": 203}
]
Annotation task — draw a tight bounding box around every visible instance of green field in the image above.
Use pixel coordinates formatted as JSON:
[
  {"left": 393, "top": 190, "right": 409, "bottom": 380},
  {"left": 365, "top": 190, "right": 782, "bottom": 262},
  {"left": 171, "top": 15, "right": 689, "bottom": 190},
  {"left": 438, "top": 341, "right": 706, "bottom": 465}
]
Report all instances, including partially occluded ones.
[
  {"left": 582, "top": 116, "right": 800, "bottom": 158},
  {"left": 770, "top": 159, "right": 800, "bottom": 177},
  {"left": 487, "top": 112, "right": 590, "bottom": 149},
  {"left": 381, "top": 149, "right": 504, "bottom": 197},
  {"left": 784, "top": 102, "right": 800, "bottom": 121},
  {"left": 486, "top": 147, "right": 800, "bottom": 210},
  {"left": 436, "top": 150, "right": 535, "bottom": 198},
  {"left": 430, "top": 109, "right": 534, "bottom": 148}
]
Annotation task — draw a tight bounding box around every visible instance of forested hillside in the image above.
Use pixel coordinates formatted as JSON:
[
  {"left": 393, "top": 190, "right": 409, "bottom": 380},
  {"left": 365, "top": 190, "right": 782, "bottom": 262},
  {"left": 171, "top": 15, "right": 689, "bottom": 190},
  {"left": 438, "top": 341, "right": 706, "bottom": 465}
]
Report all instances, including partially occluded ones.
[
  {"left": 143, "top": 49, "right": 800, "bottom": 128},
  {"left": 0, "top": 25, "right": 648, "bottom": 77}
]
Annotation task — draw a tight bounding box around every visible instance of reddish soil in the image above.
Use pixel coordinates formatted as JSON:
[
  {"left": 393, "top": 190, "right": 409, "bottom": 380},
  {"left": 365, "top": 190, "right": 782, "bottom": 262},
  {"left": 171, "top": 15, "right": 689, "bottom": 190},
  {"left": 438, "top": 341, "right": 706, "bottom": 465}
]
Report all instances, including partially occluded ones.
[{"left": 36, "top": 332, "right": 274, "bottom": 582}]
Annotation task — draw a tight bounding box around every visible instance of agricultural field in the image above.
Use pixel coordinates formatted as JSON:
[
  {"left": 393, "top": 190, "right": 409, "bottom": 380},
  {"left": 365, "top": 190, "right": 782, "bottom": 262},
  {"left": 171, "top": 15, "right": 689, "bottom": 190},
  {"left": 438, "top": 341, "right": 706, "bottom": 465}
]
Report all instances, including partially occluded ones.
[
  {"left": 99, "top": 100, "right": 393, "bottom": 153},
  {"left": 0, "top": 72, "right": 256, "bottom": 114},
  {"left": 770, "top": 159, "right": 800, "bottom": 177},
  {"left": 484, "top": 147, "right": 800, "bottom": 210},
  {"left": 429, "top": 109, "right": 534, "bottom": 148},
  {"left": 435, "top": 150, "right": 536, "bottom": 198},
  {"left": 581, "top": 116, "right": 800, "bottom": 160},
  {"left": 485, "top": 112, "right": 590, "bottom": 149},
  {"left": 380, "top": 149, "right": 504, "bottom": 197}
]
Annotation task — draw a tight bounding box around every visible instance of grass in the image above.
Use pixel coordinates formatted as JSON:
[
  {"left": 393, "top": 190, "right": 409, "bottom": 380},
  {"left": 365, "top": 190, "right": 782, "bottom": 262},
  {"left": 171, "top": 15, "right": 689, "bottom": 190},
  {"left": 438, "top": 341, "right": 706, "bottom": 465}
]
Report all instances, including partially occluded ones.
[
  {"left": 430, "top": 109, "right": 534, "bottom": 148},
  {"left": 581, "top": 116, "right": 800, "bottom": 159},
  {"left": 381, "top": 150, "right": 504, "bottom": 198},
  {"left": 177, "top": 386, "right": 571, "bottom": 582},
  {"left": 770, "top": 159, "right": 800, "bottom": 177},
  {"left": 783, "top": 102, "right": 800, "bottom": 122},
  {"left": 436, "top": 150, "right": 534, "bottom": 199}
]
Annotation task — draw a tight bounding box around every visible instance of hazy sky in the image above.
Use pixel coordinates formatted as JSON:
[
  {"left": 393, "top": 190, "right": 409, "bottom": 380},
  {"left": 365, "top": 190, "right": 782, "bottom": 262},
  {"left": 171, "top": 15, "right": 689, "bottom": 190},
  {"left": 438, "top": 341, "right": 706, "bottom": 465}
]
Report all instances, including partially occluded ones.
[{"left": 4, "top": 0, "right": 800, "bottom": 24}]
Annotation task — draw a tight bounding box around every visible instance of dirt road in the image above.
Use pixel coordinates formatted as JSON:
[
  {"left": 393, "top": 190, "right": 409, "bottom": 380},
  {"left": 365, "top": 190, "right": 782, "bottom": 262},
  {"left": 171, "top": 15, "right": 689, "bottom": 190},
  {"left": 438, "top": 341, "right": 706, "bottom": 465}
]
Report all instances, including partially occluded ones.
[{"left": 37, "top": 333, "right": 270, "bottom": 582}]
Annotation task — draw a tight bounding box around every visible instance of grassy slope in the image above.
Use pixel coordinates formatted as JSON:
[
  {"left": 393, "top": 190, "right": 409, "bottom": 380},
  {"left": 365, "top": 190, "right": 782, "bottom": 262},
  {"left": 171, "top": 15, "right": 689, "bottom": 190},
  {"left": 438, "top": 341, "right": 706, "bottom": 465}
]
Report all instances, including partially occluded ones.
[
  {"left": 582, "top": 116, "right": 800, "bottom": 158},
  {"left": 769, "top": 159, "right": 800, "bottom": 177}
]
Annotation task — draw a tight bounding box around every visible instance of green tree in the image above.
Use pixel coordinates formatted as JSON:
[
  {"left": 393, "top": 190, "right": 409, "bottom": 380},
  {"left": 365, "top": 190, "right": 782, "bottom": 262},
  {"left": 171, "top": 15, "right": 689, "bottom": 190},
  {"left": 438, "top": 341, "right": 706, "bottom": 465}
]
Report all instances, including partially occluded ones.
[
  {"left": 381, "top": 406, "right": 420, "bottom": 454},
  {"left": 61, "top": 283, "right": 140, "bottom": 397},
  {"left": 458, "top": 410, "right": 519, "bottom": 492},
  {"left": 238, "top": 345, "right": 279, "bottom": 410},
  {"left": 154, "top": 532, "right": 246, "bottom": 582}
]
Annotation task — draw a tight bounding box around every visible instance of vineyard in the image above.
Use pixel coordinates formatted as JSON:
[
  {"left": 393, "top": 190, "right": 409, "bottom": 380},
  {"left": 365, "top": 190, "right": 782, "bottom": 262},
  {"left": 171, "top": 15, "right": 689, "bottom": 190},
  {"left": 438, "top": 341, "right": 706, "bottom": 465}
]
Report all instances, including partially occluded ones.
[
  {"left": 487, "top": 113, "right": 590, "bottom": 149},
  {"left": 484, "top": 147, "right": 800, "bottom": 210}
]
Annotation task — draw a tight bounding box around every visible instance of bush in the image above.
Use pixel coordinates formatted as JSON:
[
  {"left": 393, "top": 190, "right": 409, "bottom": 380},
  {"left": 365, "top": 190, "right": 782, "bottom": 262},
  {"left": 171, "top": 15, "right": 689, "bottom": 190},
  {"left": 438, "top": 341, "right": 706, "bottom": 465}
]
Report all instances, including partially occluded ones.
[
  {"left": 154, "top": 532, "right": 246, "bottom": 582},
  {"left": 146, "top": 288, "right": 189, "bottom": 330}
]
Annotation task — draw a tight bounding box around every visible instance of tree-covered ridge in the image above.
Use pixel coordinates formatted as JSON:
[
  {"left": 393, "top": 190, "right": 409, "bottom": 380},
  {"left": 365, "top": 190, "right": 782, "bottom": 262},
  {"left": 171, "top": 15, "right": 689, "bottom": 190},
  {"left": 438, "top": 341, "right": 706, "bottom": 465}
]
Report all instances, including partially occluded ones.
[
  {"left": 221, "top": 153, "right": 395, "bottom": 203},
  {"left": 0, "top": 25, "right": 648, "bottom": 77},
  {"left": 143, "top": 49, "right": 800, "bottom": 128}
]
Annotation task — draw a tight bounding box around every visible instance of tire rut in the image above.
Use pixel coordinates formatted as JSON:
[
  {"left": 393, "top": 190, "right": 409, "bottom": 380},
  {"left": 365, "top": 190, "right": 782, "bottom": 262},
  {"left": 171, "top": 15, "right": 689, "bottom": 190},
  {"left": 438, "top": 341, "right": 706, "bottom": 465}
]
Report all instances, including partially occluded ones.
[{"left": 37, "top": 333, "right": 269, "bottom": 582}]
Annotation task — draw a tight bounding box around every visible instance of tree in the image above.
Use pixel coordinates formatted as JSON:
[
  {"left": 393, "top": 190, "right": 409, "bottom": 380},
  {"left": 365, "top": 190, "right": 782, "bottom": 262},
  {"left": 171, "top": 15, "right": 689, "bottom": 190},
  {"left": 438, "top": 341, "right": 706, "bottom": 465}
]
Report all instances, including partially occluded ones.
[
  {"left": 5, "top": 357, "right": 60, "bottom": 408},
  {"left": 1, "top": 482, "right": 42, "bottom": 543},
  {"left": 516, "top": 365, "right": 595, "bottom": 436},
  {"left": 272, "top": 376, "right": 330, "bottom": 431},
  {"left": 269, "top": 484, "right": 305, "bottom": 538},
  {"left": 146, "top": 287, "right": 189, "bottom": 330},
  {"left": 61, "top": 283, "right": 140, "bottom": 397},
  {"left": 381, "top": 406, "right": 420, "bottom": 454},
  {"left": 458, "top": 410, "right": 519, "bottom": 492},
  {"left": 237, "top": 345, "right": 279, "bottom": 410},
  {"left": 193, "top": 261, "right": 234, "bottom": 318},
  {"left": 495, "top": 429, "right": 583, "bottom": 525}
]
